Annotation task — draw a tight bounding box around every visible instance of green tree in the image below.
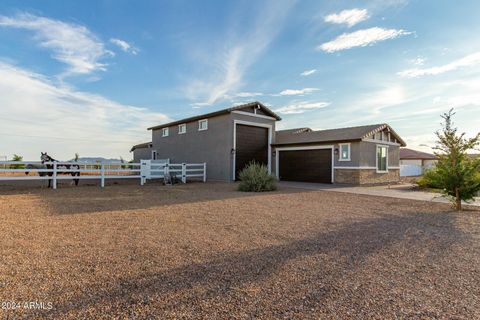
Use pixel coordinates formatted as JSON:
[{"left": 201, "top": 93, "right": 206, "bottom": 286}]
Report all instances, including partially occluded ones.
[
  {"left": 12, "top": 154, "right": 24, "bottom": 169},
  {"left": 428, "top": 109, "right": 480, "bottom": 210}
]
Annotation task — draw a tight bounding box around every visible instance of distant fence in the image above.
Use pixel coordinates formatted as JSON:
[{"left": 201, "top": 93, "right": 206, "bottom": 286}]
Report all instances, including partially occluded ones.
[
  {"left": 400, "top": 164, "right": 423, "bottom": 177},
  {"left": 0, "top": 160, "right": 206, "bottom": 189}
]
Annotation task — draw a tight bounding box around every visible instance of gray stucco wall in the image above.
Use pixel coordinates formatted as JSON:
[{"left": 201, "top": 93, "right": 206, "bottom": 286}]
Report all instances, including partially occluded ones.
[
  {"left": 152, "top": 113, "right": 232, "bottom": 181},
  {"left": 132, "top": 147, "right": 152, "bottom": 163},
  {"left": 151, "top": 112, "right": 276, "bottom": 181},
  {"left": 358, "top": 141, "right": 400, "bottom": 167}
]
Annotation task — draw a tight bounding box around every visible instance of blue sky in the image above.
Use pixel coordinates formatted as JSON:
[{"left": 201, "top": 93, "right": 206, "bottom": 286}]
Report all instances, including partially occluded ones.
[{"left": 1, "top": 0, "right": 479, "bottom": 160}]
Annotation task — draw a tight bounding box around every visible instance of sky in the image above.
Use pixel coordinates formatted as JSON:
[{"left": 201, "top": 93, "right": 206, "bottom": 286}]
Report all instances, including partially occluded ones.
[{"left": 0, "top": 0, "right": 479, "bottom": 160}]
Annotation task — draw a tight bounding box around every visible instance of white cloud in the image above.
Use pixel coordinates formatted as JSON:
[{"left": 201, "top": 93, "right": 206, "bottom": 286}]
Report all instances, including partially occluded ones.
[
  {"left": 184, "top": 1, "right": 295, "bottom": 106},
  {"left": 324, "top": 9, "right": 369, "bottom": 27},
  {"left": 398, "top": 52, "right": 480, "bottom": 78},
  {"left": 409, "top": 56, "right": 425, "bottom": 66},
  {"left": 0, "top": 13, "right": 112, "bottom": 75},
  {"left": 110, "top": 38, "right": 139, "bottom": 55},
  {"left": 234, "top": 92, "right": 263, "bottom": 98},
  {"left": 318, "top": 27, "right": 411, "bottom": 53},
  {"left": 0, "top": 62, "right": 169, "bottom": 160},
  {"left": 278, "top": 88, "right": 319, "bottom": 96},
  {"left": 300, "top": 69, "right": 317, "bottom": 76},
  {"left": 275, "top": 101, "right": 330, "bottom": 114}
]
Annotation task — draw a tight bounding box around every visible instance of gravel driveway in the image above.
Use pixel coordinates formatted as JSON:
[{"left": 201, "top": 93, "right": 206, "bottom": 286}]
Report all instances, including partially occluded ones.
[{"left": 1, "top": 182, "right": 479, "bottom": 319}]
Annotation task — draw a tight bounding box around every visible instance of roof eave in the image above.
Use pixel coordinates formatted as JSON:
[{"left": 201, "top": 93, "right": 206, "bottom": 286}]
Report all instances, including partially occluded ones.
[{"left": 272, "top": 138, "right": 361, "bottom": 147}]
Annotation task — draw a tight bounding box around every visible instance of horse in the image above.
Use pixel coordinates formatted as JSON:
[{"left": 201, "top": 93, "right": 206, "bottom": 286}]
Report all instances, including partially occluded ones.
[{"left": 25, "top": 153, "right": 80, "bottom": 188}]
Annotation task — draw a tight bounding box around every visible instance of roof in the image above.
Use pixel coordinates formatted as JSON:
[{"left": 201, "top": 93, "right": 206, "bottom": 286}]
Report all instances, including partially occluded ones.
[
  {"left": 130, "top": 142, "right": 152, "bottom": 152},
  {"left": 148, "top": 101, "right": 281, "bottom": 130},
  {"left": 400, "top": 148, "right": 437, "bottom": 160},
  {"left": 274, "top": 124, "right": 406, "bottom": 146},
  {"left": 276, "top": 127, "right": 312, "bottom": 135}
]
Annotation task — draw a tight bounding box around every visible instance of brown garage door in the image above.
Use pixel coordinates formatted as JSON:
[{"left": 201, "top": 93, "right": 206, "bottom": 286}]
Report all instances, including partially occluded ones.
[
  {"left": 235, "top": 124, "right": 268, "bottom": 179},
  {"left": 278, "top": 149, "right": 332, "bottom": 183}
]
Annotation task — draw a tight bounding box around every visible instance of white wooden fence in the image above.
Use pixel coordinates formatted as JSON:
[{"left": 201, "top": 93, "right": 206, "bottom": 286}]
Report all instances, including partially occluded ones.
[
  {"left": 140, "top": 160, "right": 207, "bottom": 185},
  {"left": 0, "top": 160, "right": 206, "bottom": 189}
]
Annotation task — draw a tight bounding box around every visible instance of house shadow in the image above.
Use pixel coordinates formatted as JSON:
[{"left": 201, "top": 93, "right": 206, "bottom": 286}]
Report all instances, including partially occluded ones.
[
  {"left": 36, "top": 211, "right": 468, "bottom": 318},
  {"left": 1, "top": 181, "right": 313, "bottom": 215}
]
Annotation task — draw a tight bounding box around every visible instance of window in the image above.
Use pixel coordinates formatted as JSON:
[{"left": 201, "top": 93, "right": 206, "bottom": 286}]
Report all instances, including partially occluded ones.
[
  {"left": 178, "top": 123, "right": 186, "bottom": 134},
  {"left": 376, "top": 146, "right": 388, "bottom": 172},
  {"left": 162, "top": 127, "right": 169, "bottom": 137},
  {"left": 339, "top": 143, "right": 350, "bottom": 161},
  {"left": 198, "top": 119, "right": 208, "bottom": 131}
]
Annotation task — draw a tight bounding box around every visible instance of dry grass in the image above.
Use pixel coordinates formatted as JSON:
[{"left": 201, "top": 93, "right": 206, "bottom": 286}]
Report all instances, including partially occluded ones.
[{"left": 0, "top": 182, "right": 479, "bottom": 319}]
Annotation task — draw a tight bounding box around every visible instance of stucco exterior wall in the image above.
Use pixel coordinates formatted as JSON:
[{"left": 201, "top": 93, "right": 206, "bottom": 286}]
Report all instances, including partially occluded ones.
[
  {"left": 152, "top": 113, "right": 233, "bottom": 181},
  {"left": 358, "top": 141, "right": 400, "bottom": 167},
  {"left": 151, "top": 112, "right": 277, "bottom": 181},
  {"left": 132, "top": 147, "right": 152, "bottom": 163}
]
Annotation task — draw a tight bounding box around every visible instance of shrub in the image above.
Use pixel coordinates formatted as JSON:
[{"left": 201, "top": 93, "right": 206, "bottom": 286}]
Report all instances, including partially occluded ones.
[
  {"left": 238, "top": 161, "right": 277, "bottom": 192},
  {"left": 417, "top": 168, "right": 443, "bottom": 189},
  {"left": 11, "top": 154, "right": 24, "bottom": 169}
]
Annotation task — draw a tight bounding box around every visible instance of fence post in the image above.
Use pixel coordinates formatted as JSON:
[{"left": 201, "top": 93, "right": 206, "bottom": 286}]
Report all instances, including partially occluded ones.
[
  {"left": 100, "top": 162, "right": 105, "bottom": 188},
  {"left": 203, "top": 163, "right": 207, "bottom": 182},
  {"left": 163, "top": 163, "right": 169, "bottom": 178},
  {"left": 182, "top": 163, "right": 186, "bottom": 183},
  {"left": 53, "top": 162, "right": 57, "bottom": 190}
]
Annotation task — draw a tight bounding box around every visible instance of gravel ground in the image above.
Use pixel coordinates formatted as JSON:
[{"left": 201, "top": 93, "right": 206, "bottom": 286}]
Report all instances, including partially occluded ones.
[{"left": 1, "top": 182, "right": 479, "bottom": 319}]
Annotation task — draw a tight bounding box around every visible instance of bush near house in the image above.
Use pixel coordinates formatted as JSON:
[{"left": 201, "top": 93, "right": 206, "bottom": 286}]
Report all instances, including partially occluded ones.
[{"left": 238, "top": 162, "right": 277, "bottom": 192}]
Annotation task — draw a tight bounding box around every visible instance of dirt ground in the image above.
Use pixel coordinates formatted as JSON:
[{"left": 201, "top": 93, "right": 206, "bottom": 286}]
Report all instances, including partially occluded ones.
[{"left": 1, "top": 182, "right": 479, "bottom": 319}]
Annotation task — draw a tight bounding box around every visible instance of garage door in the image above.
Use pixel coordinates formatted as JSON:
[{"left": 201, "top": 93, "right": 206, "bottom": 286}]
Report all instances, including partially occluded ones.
[
  {"left": 235, "top": 124, "right": 268, "bottom": 179},
  {"left": 278, "top": 149, "right": 332, "bottom": 183}
]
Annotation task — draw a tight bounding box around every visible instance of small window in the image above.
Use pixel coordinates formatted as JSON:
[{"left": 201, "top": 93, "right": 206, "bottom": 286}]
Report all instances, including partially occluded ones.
[
  {"left": 339, "top": 143, "right": 350, "bottom": 161},
  {"left": 198, "top": 119, "right": 208, "bottom": 131},
  {"left": 178, "top": 123, "right": 186, "bottom": 134},
  {"left": 162, "top": 127, "right": 169, "bottom": 137},
  {"left": 377, "top": 146, "right": 388, "bottom": 172}
]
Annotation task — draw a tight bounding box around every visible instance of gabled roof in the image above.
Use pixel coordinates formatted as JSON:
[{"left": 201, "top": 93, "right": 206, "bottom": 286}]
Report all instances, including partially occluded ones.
[
  {"left": 275, "top": 123, "right": 406, "bottom": 146},
  {"left": 147, "top": 101, "right": 281, "bottom": 130},
  {"left": 130, "top": 142, "right": 152, "bottom": 152},
  {"left": 400, "top": 148, "right": 438, "bottom": 160}
]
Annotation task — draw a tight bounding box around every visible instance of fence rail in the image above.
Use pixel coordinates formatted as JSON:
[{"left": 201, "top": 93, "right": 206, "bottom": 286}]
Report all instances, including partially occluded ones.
[{"left": 0, "top": 160, "right": 206, "bottom": 189}]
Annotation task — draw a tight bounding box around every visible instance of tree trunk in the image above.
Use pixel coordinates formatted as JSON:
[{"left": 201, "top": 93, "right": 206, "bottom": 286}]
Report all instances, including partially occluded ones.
[{"left": 455, "top": 187, "right": 462, "bottom": 211}]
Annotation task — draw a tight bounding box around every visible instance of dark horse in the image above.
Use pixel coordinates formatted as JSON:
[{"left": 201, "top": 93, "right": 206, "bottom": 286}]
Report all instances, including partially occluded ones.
[{"left": 26, "top": 152, "right": 80, "bottom": 188}]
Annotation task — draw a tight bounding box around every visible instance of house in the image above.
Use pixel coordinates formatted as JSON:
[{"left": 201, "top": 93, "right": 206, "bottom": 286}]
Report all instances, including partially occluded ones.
[
  {"left": 400, "top": 148, "right": 438, "bottom": 176},
  {"left": 133, "top": 101, "right": 406, "bottom": 184},
  {"left": 130, "top": 142, "right": 153, "bottom": 163}
]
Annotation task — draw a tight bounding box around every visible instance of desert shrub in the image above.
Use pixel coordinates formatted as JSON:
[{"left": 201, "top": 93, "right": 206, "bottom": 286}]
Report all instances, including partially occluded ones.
[
  {"left": 417, "top": 168, "right": 443, "bottom": 189},
  {"left": 238, "top": 161, "right": 277, "bottom": 192}
]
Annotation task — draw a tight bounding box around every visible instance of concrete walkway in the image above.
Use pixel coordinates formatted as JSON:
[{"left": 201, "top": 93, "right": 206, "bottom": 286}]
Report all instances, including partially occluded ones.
[{"left": 279, "top": 181, "right": 480, "bottom": 207}]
